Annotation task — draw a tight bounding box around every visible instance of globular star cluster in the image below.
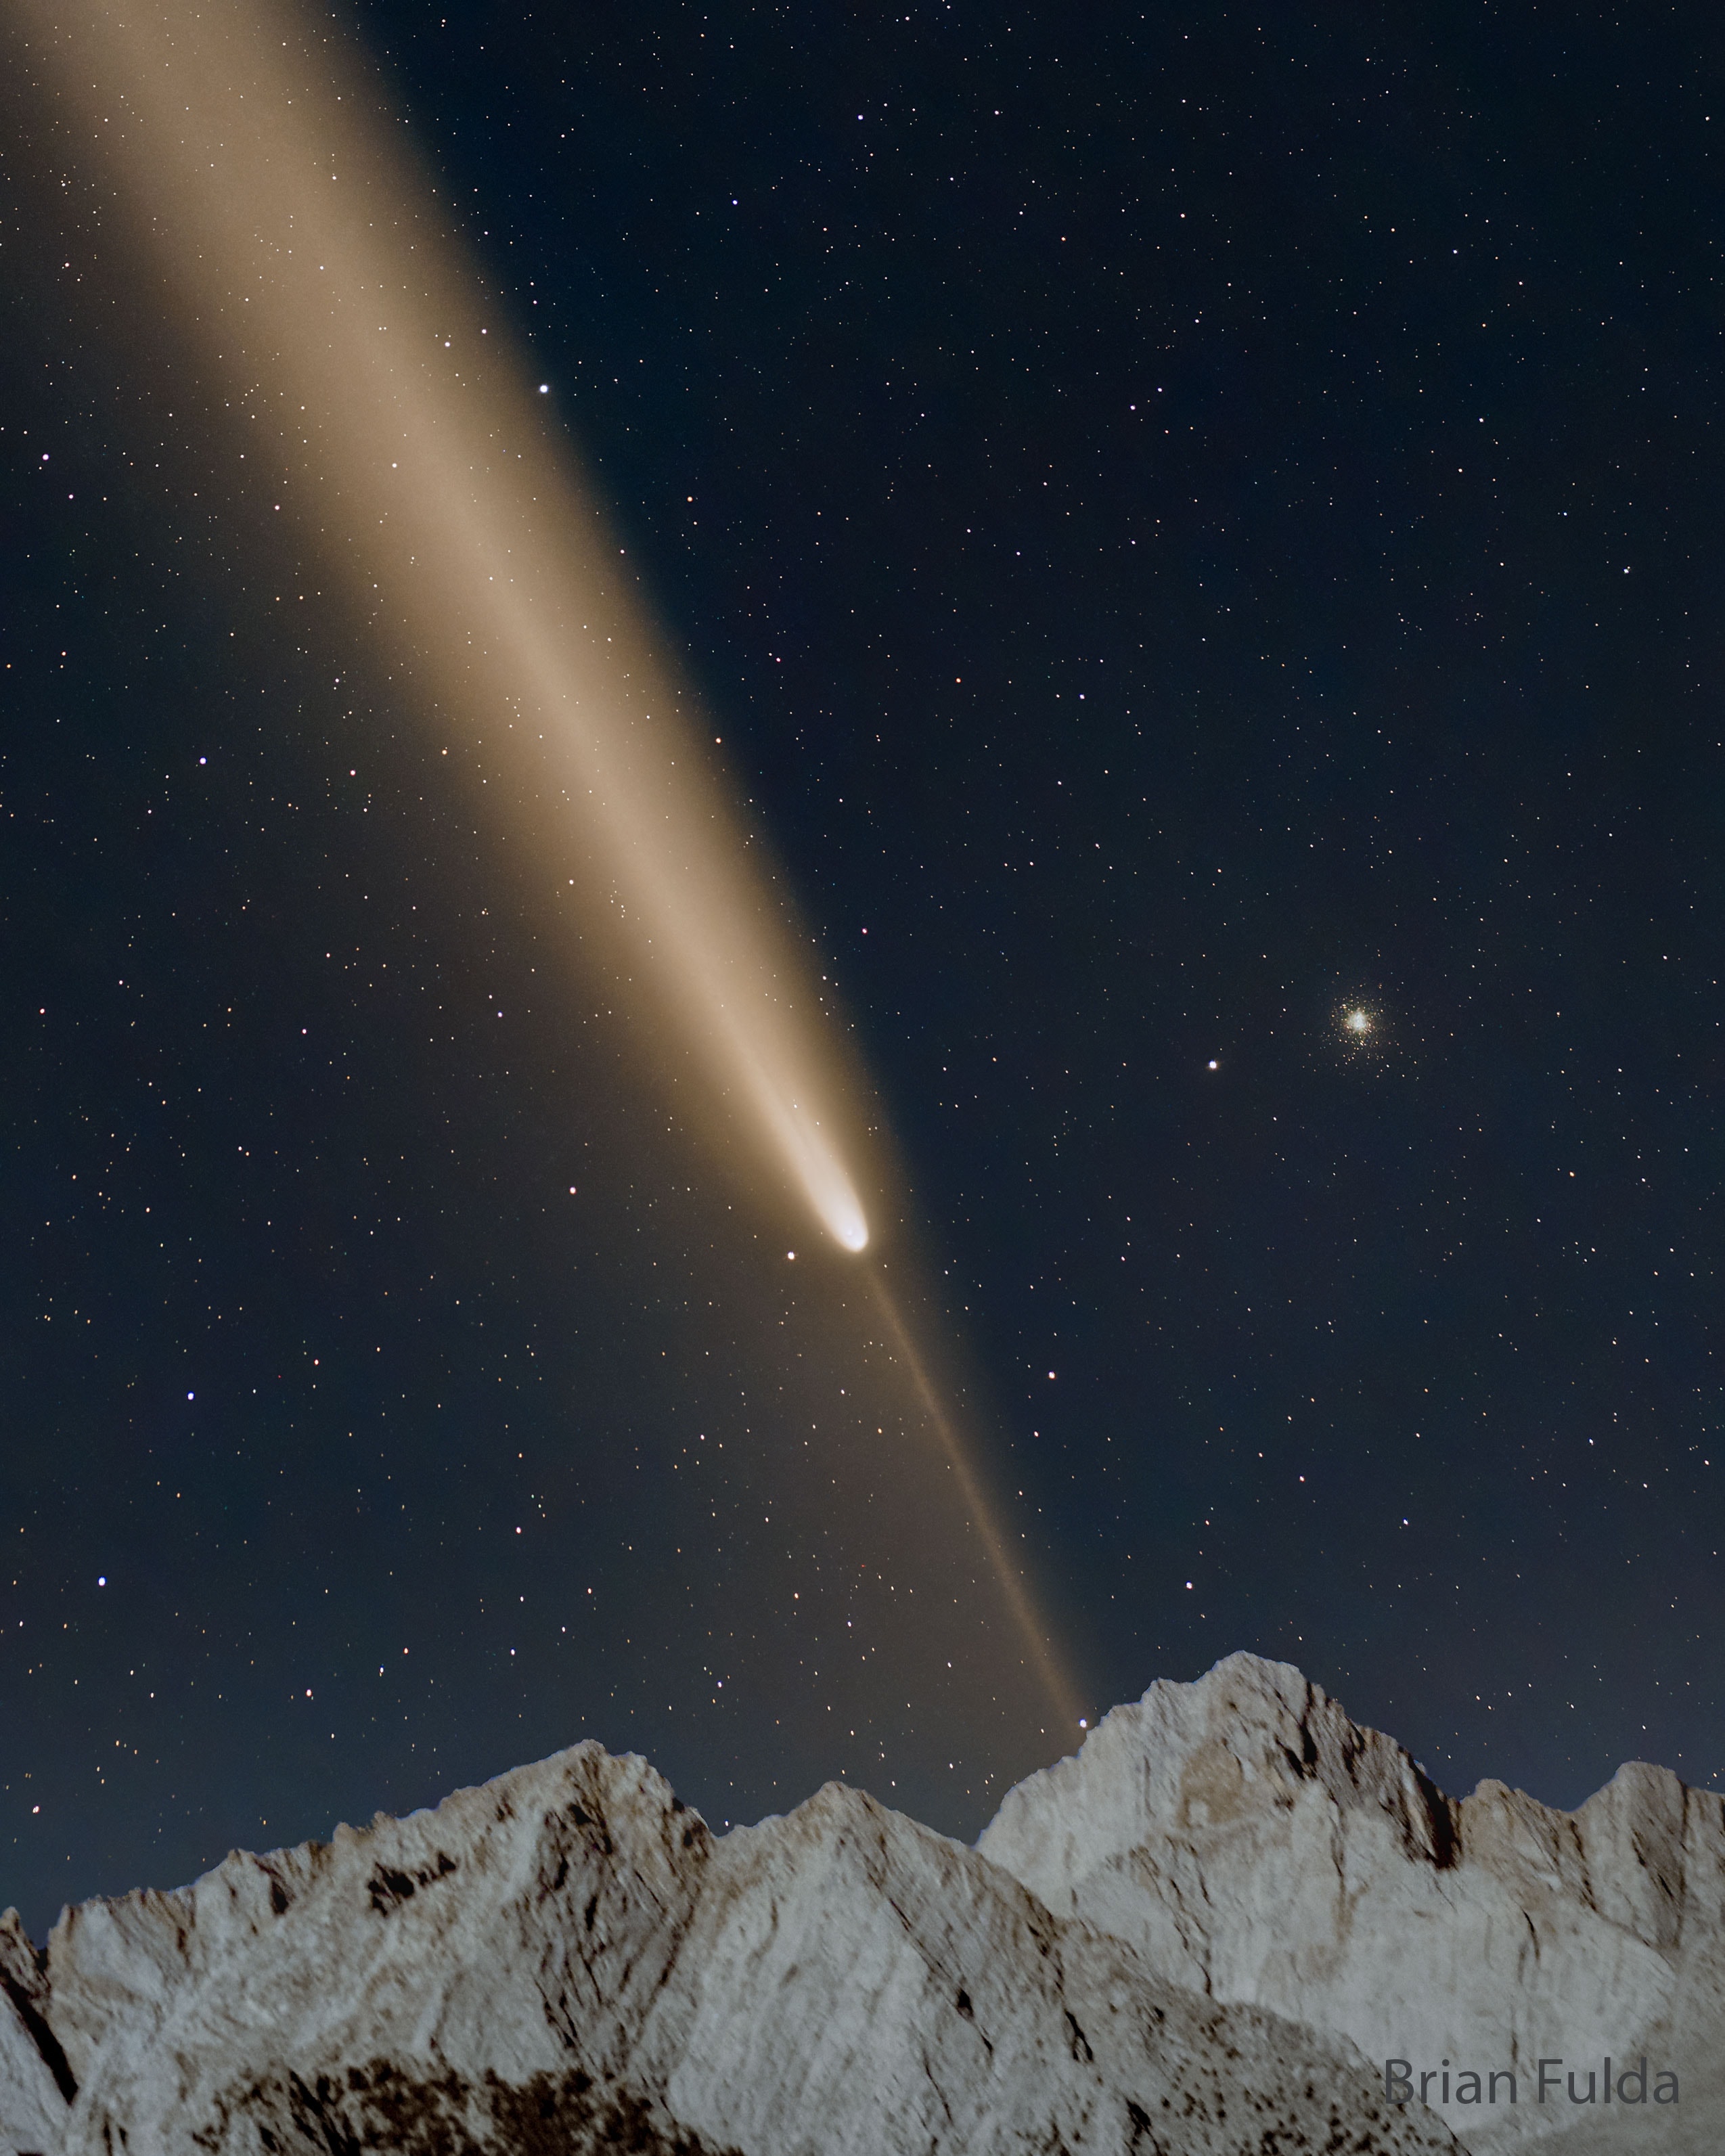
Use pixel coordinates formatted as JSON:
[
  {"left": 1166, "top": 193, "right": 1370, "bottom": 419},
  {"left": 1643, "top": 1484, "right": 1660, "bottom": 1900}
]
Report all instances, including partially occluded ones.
[
  {"left": 3, "top": 2, "right": 1724, "bottom": 1940},
  {"left": 1332, "top": 997, "right": 1391, "bottom": 1069}
]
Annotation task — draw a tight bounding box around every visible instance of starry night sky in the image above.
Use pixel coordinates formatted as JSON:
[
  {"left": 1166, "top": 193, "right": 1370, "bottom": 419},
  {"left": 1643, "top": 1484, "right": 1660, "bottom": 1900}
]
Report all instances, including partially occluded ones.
[{"left": 4, "top": 1, "right": 1723, "bottom": 1940}]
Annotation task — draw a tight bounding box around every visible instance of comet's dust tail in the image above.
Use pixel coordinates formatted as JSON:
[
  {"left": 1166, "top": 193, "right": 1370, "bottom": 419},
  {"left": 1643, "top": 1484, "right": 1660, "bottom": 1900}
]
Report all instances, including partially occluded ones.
[
  {"left": 20, "top": 0, "right": 868, "bottom": 1255},
  {"left": 19, "top": 0, "right": 1072, "bottom": 1726}
]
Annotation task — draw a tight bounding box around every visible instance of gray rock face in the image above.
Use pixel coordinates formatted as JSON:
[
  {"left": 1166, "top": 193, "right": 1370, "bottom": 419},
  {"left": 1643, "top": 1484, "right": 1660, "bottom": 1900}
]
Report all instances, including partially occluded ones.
[
  {"left": 979, "top": 1653, "right": 1725, "bottom": 2154},
  {"left": 14, "top": 1651, "right": 1716, "bottom": 2154},
  {"left": 1, "top": 1910, "right": 71, "bottom": 2156},
  {"left": 0, "top": 1724, "right": 1452, "bottom": 2155}
]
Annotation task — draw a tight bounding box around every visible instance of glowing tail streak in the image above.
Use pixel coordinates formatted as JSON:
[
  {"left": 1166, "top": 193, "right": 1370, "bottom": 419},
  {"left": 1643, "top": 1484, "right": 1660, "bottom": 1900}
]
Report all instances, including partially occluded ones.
[
  {"left": 27, "top": 0, "right": 868, "bottom": 1251},
  {"left": 867, "top": 1270, "right": 1083, "bottom": 1731},
  {"left": 26, "top": 0, "right": 1071, "bottom": 1715}
]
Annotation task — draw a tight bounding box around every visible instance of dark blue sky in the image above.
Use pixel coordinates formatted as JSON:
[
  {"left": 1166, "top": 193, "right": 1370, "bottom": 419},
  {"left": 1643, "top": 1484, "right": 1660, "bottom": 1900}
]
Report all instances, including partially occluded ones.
[{"left": 3, "top": 0, "right": 1722, "bottom": 1939}]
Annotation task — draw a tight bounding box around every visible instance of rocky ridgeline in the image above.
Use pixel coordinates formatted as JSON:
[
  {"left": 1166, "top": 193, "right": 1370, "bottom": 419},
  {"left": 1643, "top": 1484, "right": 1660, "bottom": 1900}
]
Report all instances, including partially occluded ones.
[
  {"left": 3, "top": 1653, "right": 1718, "bottom": 2153},
  {"left": 979, "top": 1655, "right": 1725, "bottom": 2155}
]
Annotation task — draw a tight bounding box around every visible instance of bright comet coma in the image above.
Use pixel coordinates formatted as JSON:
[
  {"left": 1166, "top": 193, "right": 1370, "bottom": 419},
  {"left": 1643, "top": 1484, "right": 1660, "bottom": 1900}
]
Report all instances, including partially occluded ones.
[
  {"left": 22, "top": 0, "right": 1083, "bottom": 1730},
  {"left": 25, "top": 0, "right": 869, "bottom": 1253}
]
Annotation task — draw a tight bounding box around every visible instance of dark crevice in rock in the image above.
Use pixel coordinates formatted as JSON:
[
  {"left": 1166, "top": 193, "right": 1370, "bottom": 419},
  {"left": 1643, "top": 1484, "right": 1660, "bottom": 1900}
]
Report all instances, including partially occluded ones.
[
  {"left": 366, "top": 1851, "right": 458, "bottom": 1916},
  {"left": 217, "top": 2059, "right": 743, "bottom": 2155},
  {"left": 0, "top": 1964, "right": 77, "bottom": 2104}
]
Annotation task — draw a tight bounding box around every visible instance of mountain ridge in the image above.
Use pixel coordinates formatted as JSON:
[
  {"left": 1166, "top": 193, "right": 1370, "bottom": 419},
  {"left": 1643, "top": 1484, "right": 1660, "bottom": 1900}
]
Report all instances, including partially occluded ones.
[
  {"left": 5, "top": 1652, "right": 1717, "bottom": 2153},
  {"left": 979, "top": 1653, "right": 1724, "bottom": 2153}
]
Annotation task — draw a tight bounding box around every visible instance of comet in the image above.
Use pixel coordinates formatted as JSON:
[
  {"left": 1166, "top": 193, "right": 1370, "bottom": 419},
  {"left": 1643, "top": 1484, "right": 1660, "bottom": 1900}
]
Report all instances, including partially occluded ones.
[
  {"left": 22, "top": 0, "right": 1076, "bottom": 1724},
  {"left": 20, "top": 0, "right": 867, "bottom": 1252}
]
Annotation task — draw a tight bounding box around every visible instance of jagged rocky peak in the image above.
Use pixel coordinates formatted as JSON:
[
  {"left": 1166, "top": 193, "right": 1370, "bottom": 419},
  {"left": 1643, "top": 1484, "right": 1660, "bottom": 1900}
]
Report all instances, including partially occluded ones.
[
  {"left": 1, "top": 1716, "right": 1456, "bottom": 2156},
  {"left": 979, "top": 1652, "right": 1725, "bottom": 2153},
  {"left": 982, "top": 1651, "right": 1461, "bottom": 1893},
  {"left": 9, "top": 1653, "right": 1720, "bottom": 2155}
]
